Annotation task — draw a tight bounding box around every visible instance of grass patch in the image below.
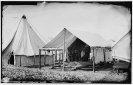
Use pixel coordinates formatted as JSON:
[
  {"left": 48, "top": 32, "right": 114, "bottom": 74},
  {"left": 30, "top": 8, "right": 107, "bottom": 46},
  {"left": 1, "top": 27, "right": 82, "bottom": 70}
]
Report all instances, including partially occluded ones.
[{"left": 2, "top": 65, "right": 128, "bottom": 83}]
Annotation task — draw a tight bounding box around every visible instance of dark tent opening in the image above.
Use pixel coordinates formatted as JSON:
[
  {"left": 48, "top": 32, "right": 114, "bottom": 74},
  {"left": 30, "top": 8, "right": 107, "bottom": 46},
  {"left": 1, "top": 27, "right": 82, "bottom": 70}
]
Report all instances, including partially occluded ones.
[
  {"left": 68, "top": 38, "right": 91, "bottom": 62},
  {"left": 9, "top": 52, "right": 14, "bottom": 65}
]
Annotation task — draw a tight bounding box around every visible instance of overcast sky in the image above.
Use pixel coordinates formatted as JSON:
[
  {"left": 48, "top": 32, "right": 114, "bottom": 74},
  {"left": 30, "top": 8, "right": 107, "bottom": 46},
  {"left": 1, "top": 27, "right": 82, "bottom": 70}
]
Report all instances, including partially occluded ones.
[{"left": 2, "top": 2, "right": 131, "bottom": 44}]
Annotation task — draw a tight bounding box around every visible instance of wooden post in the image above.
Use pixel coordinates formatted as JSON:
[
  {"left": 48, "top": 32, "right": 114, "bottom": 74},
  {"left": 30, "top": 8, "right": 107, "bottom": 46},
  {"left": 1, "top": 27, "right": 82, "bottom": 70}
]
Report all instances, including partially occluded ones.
[
  {"left": 58, "top": 51, "right": 60, "bottom": 64},
  {"left": 103, "top": 48, "right": 106, "bottom": 68},
  {"left": 62, "top": 50, "right": 63, "bottom": 67},
  {"left": 92, "top": 48, "right": 95, "bottom": 72},
  {"left": 20, "top": 55, "right": 21, "bottom": 66},
  {"left": 55, "top": 50, "right": 57, "bottom": 63},
  {"left": 39, "top": 49, "right": 41, "bottom": 70},
  {"left": 44, "top": 51, "right": 45, "bottom": 66},
  {"left": 34, "top": 54, "right": 36, "bottom": 67},
  {"left": 53, "top": 50, "right": 55, "bottom": 66},
  {"left": 63, "top": 28, "right": 66, "bottom": 71},
  {"left": 52, "top": 51, "right": 54, "bottom": 66}
]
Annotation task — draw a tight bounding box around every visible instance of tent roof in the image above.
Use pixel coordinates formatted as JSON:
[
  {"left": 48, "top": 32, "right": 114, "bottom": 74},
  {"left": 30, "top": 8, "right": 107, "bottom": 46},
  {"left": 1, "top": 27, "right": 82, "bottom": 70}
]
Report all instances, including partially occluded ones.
[
  {"left": 44, "top": 28, "right": 109, "bottom": 49},
  {"left": 112, "top": 30, "right": 131, "bottom": 62},
  {"left": 2, "top": 15, "right": 46, "bottom": 56},
  {"left": 112, "top": 30, "right": 131, "bottom": 47}
]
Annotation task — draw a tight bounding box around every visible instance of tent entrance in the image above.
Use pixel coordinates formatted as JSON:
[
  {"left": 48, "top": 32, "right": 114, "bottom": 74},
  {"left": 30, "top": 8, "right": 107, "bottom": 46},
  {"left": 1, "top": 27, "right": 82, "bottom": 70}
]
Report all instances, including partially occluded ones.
[
  {"left": 68, "top": 38, "right": 91, "bottom": 62},
  {"left": 9, "top": 52, "right": 14, "bottom": 65}
]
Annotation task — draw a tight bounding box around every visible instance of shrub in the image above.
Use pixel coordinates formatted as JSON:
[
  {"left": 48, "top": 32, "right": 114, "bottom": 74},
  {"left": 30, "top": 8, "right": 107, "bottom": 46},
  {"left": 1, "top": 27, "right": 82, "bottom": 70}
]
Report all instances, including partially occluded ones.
[{"left": 2, "top": 65, "right": 128, "bottom": 83}]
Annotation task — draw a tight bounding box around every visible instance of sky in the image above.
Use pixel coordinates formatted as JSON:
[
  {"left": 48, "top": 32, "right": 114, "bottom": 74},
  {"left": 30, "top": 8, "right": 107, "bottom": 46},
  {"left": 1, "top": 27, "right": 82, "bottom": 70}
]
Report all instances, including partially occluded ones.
[{"left": 2, "top": 2, "right": 131, "bottom": 44}]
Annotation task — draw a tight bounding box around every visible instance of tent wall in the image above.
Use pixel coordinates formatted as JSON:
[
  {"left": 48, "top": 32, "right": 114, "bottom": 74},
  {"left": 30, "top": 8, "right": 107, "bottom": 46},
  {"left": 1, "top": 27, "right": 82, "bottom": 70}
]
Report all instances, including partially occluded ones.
[
  {"left": 33, "top": 55, "right": 54, "bottom": 65},
  {"left": 15, "top": 55, "right": 54, "bottom": 67},
  {"left": 45, "top": 55, "right": 54, "bottom": 65},
  {"left": 105, "top": 49, "right": 112, "bottom": 62},
  {"left": 2, "top": 31, "right": 16, "bottom": 66},
  {"left": 94, "top": 48, "right": 112, "bottom": 64},
  {"left": 16, "top": 55, "right": 34, "bottom": 66},
  {"left": 94, "top": 48, "right": 104, "bottom": 64},
  {"left": 67, "top": 38, "right": 112, "bottom": 63},
  {"left": 113, "top": 31, "right": 131, "bottom": 61}
]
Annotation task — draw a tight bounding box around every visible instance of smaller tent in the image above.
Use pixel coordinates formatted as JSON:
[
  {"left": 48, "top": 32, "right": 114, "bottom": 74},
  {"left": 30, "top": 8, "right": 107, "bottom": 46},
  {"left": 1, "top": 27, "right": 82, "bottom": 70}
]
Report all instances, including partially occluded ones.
[
  {"left": 112, "top": 30, "right": 131, "bottom": 62},
  {"left": 43, "top": 28, "right": 112, "bottom": 65},
  {"left": 2, "top": 15, "right": 47, "bottom": 66}
]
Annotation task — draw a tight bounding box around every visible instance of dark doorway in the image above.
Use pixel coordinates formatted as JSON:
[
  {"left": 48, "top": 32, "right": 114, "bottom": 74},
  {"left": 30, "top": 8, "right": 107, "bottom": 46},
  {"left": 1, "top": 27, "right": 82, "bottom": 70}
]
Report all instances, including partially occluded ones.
[
  {"left": 9, "top": 52, "right": 14, "bottom": 65},
  {"left": 68, "top": 38, "right": 91, "bottom": 62}
]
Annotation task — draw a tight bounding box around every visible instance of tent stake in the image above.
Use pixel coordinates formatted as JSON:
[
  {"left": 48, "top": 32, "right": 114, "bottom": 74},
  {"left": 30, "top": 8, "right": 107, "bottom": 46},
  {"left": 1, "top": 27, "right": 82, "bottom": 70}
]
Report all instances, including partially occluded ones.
[{"left": 39, "top": 49, "right": 41, "bottom": 70}]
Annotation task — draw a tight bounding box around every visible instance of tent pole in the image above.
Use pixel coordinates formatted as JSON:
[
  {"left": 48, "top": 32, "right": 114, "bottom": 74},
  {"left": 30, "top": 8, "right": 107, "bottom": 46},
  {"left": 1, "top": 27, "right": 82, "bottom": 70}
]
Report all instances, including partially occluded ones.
[
  {"left": 34, "top": 54, "right": 36, "bottom": 67},
  {"left": 55, "top": 50, "right": 57, "bottom": 64},
  {"left": 103, "top": 48, "right": 106, "bottom": 68},
  {"left": 52, "top": 51, "right": 54, "bottom": 67},
  {"left": 63, "top": 28, "right": 66, "bottom": 71},
  {"left": 53, "top": 50, "right": 55, "bottom": 66},
  {"left": 93, "top": 48, "right": 95, "bottom": 72},
  {"left": 44, "top": 51, "right": 45, "bottom": 66},
  {"left": 20, "top": 55, "right": 21, "bottom": 67},
  {"left": 39, "top": 49, "right": 41, "bottom": 70},
  {"left": 61, "top": 50, "right": 63, "bottom": 67},
  {"left": 59, "top": 51, "right": 60, "bottom": 64},
  {"left": 62, "top": 50, "right": 63, "bottom": 63}
]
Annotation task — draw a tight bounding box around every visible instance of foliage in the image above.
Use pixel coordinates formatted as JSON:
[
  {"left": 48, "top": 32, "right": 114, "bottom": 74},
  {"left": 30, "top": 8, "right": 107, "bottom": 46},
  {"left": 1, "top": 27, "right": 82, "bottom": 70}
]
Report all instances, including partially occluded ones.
[{"left": 2, "top": 65, "right": 128, "bottom": 83}]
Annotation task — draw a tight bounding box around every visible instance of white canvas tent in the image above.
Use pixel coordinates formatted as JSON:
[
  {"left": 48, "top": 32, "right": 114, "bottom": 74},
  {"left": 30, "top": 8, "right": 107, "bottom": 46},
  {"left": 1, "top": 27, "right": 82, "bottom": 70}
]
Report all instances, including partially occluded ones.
[
  {"left": 43, "top": 28, "right": 112, "bottom": 64},
  {"left": 44, "top": 28, "right": 109, "bottom": 48},
  {"left": 2, "top": 15, "right": 47, "bottom": 66},
  {"left": 112, "top": 30, "right": 131, "bottom": 62}
]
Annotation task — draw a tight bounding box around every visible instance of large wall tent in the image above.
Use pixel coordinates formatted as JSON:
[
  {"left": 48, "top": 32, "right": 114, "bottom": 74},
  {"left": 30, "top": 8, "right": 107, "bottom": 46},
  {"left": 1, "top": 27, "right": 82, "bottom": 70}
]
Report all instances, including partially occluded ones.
[
  {"left": 2, "top": 15, "right": 47, "bottom": 66},
  {"left": 43, "top": 28, "right": 112, "bottom": 65},
  {"left": 112, "top": 30, "right": 131, "bottom": 62}
]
